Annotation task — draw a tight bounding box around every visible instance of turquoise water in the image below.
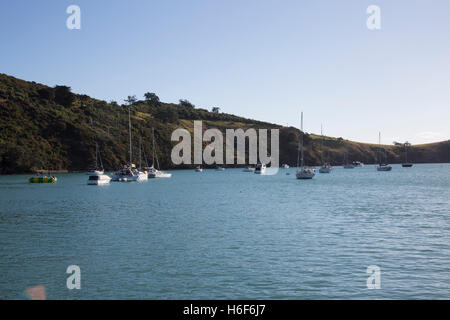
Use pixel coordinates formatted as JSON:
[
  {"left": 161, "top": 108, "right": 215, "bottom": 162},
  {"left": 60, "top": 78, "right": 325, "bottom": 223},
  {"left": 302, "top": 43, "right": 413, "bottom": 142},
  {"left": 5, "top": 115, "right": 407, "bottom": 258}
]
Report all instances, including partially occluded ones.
[{"left": 1, "top": 164, "right": 450, "bottom": 299}]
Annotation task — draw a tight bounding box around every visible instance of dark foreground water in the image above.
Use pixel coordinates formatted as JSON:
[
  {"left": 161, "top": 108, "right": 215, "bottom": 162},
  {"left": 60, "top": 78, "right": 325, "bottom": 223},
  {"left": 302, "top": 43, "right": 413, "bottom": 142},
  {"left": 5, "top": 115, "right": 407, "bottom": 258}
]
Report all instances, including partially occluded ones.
[{"left": 1, "top": 164, "right": 450, "bottom": 299}]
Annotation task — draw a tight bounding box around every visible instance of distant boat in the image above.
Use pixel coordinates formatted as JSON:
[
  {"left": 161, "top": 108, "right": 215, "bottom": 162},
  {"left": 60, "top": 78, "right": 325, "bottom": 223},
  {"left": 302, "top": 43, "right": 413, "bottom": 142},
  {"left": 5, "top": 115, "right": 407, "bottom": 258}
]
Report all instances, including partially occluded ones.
[
  {"left": 146, "top": 128, "right": 172, "bottom": 178},
  {"left": 112, "top": 105, "right": 148, "bottom": 182},
  {"left": 216, "top": 166, "right": 225, "bottom": 171},
  {"left": 195, "top": 166, "right": 203, "bottom": 172},
  {"left": 343, "top": 153, "right": 355, "bottom": 169},
  {"left": 86, "top": 143, "right": 105, "bottom": 175},
  {"left": 282, "top": 164, "right": 290, "bottom": 169},
  {"left": 352, "top": 161, "right": 364, "bottom": 167},
  {"left": 402, "top": 142, "right": 413, "bottom": 167},
  {"left": 319, "top": 125, "right": 332, "bottom": 173},
  {"left": 319, "top": 163, "right": 332, "bottom": 173},
  {"left": 112, "top": 164, "right": 148, "bottom": 182},
  {"left": 243, "top": 166, "right": 255, "bottom": 172},
  {"left": 254, "top": 163, "right": 266, "bottom": 174},
  {"left": 87, "top": 173, "right": 111, "bottom": 185},
  {"left": 296, "top": 112, "right": 316, "bottom": 179},
  {"left": 376, "top": 132, "right": 392, "bottom": 172}
]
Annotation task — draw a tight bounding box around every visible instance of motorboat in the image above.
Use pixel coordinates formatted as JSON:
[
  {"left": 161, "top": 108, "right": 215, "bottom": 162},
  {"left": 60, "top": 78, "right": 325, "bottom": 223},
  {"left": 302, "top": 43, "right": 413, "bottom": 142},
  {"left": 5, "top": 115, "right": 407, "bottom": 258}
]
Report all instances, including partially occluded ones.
[
  {"left": 352, "top": 161, "right": 364, "bottom": 167},
  {"left": 254, "top": 163, "right": 266, "bottom": 174}
]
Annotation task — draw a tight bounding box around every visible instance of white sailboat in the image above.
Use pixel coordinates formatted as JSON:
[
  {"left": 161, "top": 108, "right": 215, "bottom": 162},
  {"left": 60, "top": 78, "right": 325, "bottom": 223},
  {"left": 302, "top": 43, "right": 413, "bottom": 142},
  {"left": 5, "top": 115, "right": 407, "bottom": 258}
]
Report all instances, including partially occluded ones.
[
  {"left": 296, "top": 112, "right": 316, "bottom": 179},
  {"left": 86, "top": 143, "right": 105, "bottom": 175},
  {"left": 318, "top": 125, "right": 332, "bottom": 173},
  {"left": 111, "top": 106, "right": 148, "bottom": 182},
  {"left": 87, "top": 143, "right": 111, "bottom": 185},
  {"left": 376, "top": 132, "right": 392, "bottom": 171},
  {"left": 146, "top": 128, "right": 172, "bottom": 178},
  {"left": 195, "top": 166, "right": 203, "bottom": 172}
]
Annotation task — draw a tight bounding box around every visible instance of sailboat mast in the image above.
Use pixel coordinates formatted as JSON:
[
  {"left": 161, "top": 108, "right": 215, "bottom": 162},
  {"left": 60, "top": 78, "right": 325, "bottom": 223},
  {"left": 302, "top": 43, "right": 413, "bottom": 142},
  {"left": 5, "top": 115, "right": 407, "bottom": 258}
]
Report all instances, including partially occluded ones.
[
  {"left": 95, "top": 142, "right": 98, "bottom": 169},
  {"left": 320, "top": 124, "right": 323, "bottom": 164},
  {"left": 405, "top": 143, "right": 408, "bottom": 163},
  {"left": 152, "top": 128, "right": 155, "bottom": 167},
  {"left": 300, "top": 112, "right": 304, "bottom": 168},
  {"left": 128, "top": 106, "right": 132, "bottom": 165},
  {"left": 139, "top": 136, "right": 142, "bottom": 170},
  {"left": 378, "top": 132, "right": 381, "bottom": 165}
]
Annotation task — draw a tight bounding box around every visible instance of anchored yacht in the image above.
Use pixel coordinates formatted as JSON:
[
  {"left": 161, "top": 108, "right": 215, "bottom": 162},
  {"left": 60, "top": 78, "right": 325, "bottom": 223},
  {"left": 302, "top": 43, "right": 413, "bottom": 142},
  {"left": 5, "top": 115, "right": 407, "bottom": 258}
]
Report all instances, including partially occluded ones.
[
  {"left": 254, "top": 163, "right": 266, "bottom": 174},
  {"left": 296, "top": 112, "right": 316, "bottom": 180}
]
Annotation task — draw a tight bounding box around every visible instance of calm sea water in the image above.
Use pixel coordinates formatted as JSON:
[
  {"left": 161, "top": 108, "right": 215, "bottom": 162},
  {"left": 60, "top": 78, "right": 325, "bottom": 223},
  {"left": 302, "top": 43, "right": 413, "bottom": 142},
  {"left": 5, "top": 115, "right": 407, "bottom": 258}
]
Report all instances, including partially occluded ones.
[{"left": 1, "top": 164, "right": 450, "bottom": 299}]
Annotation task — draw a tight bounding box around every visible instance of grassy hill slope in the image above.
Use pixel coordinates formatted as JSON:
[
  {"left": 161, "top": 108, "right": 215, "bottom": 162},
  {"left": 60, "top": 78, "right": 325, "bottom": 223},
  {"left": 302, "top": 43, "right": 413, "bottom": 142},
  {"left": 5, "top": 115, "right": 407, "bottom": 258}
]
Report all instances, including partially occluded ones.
[{"left": 0, "top": 73, "right": 449, "bottom": 173}]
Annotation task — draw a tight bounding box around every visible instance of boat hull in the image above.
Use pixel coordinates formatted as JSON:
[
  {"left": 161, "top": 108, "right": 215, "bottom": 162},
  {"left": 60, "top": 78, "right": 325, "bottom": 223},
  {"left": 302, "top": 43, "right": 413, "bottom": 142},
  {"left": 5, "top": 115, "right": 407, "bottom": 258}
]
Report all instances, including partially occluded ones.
[
  {"left": 377, "top": 166, "right": 392, "bottom": 171},
  {"left": 296, "top": 173, "right": 315, "bottom": 179},
  {"left": 402, "top": 163, "right": 413, "bottom": 167},
  {"left": 296, "top": 169, "right": 315, "bottom": 179},
  {"left": 319, "top": 166, "right": 332, "bottom": 173},
  {"left": 148, "top": 171, "right": 172, "bottom": 178}
]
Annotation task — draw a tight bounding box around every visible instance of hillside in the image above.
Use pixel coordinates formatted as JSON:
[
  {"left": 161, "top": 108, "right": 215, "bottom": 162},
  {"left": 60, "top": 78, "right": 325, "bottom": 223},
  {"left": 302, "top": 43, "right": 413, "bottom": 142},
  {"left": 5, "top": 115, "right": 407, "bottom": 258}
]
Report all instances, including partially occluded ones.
[{"left": 0, "top": 73, "right": 449, "bottom": 173}]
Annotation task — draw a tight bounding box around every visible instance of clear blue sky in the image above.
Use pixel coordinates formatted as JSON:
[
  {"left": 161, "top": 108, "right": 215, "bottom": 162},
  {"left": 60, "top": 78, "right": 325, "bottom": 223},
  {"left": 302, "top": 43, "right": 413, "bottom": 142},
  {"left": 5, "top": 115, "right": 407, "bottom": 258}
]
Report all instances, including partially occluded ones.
[{"left": 1, "top": 0, "right": 449, "bottom": 144}]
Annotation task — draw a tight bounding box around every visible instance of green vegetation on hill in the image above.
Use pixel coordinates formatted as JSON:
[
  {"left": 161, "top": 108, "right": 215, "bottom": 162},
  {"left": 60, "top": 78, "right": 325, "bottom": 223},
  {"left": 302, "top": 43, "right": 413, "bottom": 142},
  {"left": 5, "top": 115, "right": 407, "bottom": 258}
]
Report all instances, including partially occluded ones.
[{"left": 0, "top": 73, "right": 449, "bottom": 173}]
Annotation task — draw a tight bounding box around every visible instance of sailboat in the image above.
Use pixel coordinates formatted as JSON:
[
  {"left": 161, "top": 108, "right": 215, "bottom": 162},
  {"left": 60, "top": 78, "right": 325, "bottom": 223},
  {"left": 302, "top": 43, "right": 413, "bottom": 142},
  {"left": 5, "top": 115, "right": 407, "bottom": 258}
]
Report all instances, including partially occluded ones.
[
  {"left": 146, "top": 128, "right": 172, "bottom": 178},
  {"left": 111, "top": 106, "right": 148, "bottom": 182},
  {"left": 296, "top": 112, "right": 316, "bottom": 179},
  {"left": 402, "top": 142, "right": 413, "bottom": 167},
  {"left": 376, "top": 132, "right": 392, "bottom": 171},
  {"left": 195, "top": 166, "right": 203, "bottom": 172},
  {"left": 87, "top": 143, "right": 111, "bottom": 185},
  {"left": 86, "top": 143, "right": 105, "bottom": 175},
  {"left": 319, "top": 125, "right": 332, "bottom": 173},
  {"left": 343, "top": 152, "right": 355, "bottom": 169}
]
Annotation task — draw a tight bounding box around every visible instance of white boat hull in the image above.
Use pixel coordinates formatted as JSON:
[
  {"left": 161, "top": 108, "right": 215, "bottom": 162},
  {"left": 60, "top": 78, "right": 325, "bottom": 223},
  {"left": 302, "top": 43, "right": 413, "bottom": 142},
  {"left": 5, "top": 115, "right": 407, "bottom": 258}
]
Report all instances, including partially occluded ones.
[
  {"left": 87, "top": 174, "right": 111, "bottom": 185},
  {"left": 111, "top": 172, "right": 148, "bottom": 182},
  {"left": 148, "top": 171, "right": 172, "bottom": 178},
  {"left": 377, "top": 165, "right": 392, "bottom": 171}
]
